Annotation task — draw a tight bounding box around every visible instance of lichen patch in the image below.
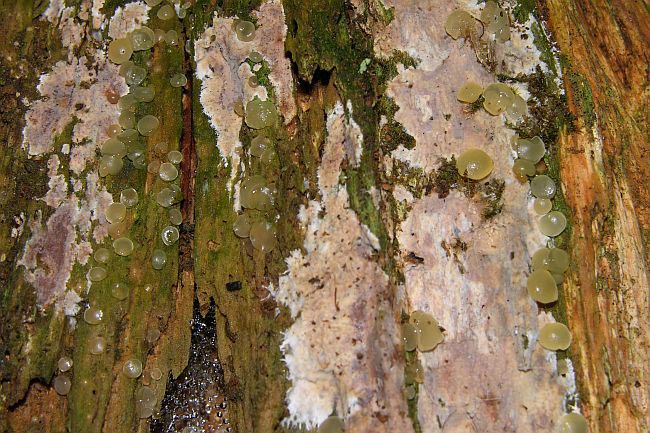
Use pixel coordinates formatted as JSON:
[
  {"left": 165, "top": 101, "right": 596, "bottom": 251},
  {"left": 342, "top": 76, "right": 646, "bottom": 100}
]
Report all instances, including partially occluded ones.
[{"left": 107, "top": 1, "right": 150, "bottom": 40}]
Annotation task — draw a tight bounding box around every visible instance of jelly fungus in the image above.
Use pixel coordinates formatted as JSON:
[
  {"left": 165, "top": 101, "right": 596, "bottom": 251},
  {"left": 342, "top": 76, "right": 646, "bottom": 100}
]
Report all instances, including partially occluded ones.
[
  {"left": 138, "top": 115, "right": 160, "bottom": 136},
  {"left": 107, "top": 124, "right": 121, "bottom": 136},
  {"left": 482, "top": 83, "right": 515, "bottom": 115},
  {"left": 168, "top": 208, "right": 183, "bottom": 225},
  {"left": 150, "top": 367, "right": 163, "bottom": 381},
  {"left": 481, "top": 1, "right": 511, "bottom": 43},
  {"left": 83, "top": 306, "right": 103, "bottom": 325},
  {"left": 89, "top": 336, "right": 107, "bottom": 354},
  {"left": 123, "top": 359, "right": 143, "bottom": 378},
  {"left": 405, "top": 384, "right": 417, "bottom": 400},
  {"left": 318, "top": 416, "right": 344, "bottom": 433},
  {"left": 120, "top": 188, "right": 139, "bottom": 208},
  {"left": 233, "top": 213, "right": 252, "bottom": 238},
  {"left": 133, "top": 86, "right": 155, "bottom": 102},
  {"left": 94, "top": 248, "right": 111, "bottom": 264},
  {"left": 157, "top": 4, "right": 175, "bottom": 20},
  {"left": 249, "top": 51, "right": 263, "bottom": 63},
  {"left": 456, "top": 148, "right": 494, "bottom": 180},
  {"left": 538, "top": 323, "right": 572, "bottom": 351},
  {"left": 234, "top": 20, "right": 256, "bottom": 42},
  {"left": 457, "top": 81, "right": 483, "bottom": 103},
  {"left": 159, "top": 162, "right": 179, "bottom": 181},
  {"left": 532, "top": 248, "right": 570, "bottom": 274},
  {"left": 401, "top": 323, "right": 418, "bottom": 352},
  {"left": 124, "top": 65, "right": 147, "bottom": 86},
  {"left": 512, "top": 158, "right": 536, "bottom": 180},
  {"left": 118, "top": 94, "right": 136, "bottom": 110},
  {"left": 145, "top": 0, "right": 162, "bottom": 6},
  {"left": 170, "top": 73, "right": 187, "bottom": 87},
  {"left": 248, "top": 76, "right": 259, "bottom": 87},
  {"left": 99, "top": 155, "right": 124, "bottom": 177},
  {"left": 260, "top": 148, "right": 276, "bottom": 165},
  {"left": 409, "top": 310, "right": 444, "bottom": 351},
  {"left": 113, "top": 237, "right": 135, "bottom": 256},
  {"left": 152, "top": 249, "right": 167, "bottom": 270},
  {"left": 58, "top": 356, "right": 73, "bottom": 372},
  {"left": 111, "top": 282, "right": 129, "bottom": 300},
  {"left": 516, "top": 136, "right": 545, "bottom": 163},
  {"left": 559, "top": 413, "right": 589, "bottom": 433},
  {"left": 108, "top": 38, "right": 134, "bottom": 64},
  {"left": 156, "top": 188, "right": 176, "bottom": 207},
  {"left": 533, "top": 198, "right": 553, "bottom": 215},
  {"left": 161, "top": 225, "right": 180, "bottom": 246},
  {"left": 240, "top": 175, "right": 274, "bottom": 210},
  {"left": 119, "top": 60, "right": 134, "bottom": 77},
  {"left": 233, "top": 100, "right": 245, "bottom": 117},
  {"left": 250, "top": 135, "right": 270, "bottom": 157},
  {"left": 245, "top": 98, "right": 278, "bottom": 129},
  {"left": 249, "top": 221, "right": 277, "bottom": 252},
  {"left": 88, "top": 267, "right": 107, "bottom": 282},
  {"left": 53, "top": 375, "right": 72, "bottom": 395},
  {"left": 526, "top": 269, "right": 558, "bottom": 304},
  {"left": 165, "top": 30, "right": 179, "bottom": 46},
  {"left": 119, "top": 111, "right": 136, "bottom": 129},
  {"left": 106, "top": 202, "right": 127, "bottom": 224},
  {"left": 106, "top": 91, "right": 120, "bottom": 105},
  {"left": 118, "top": 128, "right": 139, "bottom": 144},
  {"left": 167, "top": 150, "right": 183, "bottom": 164},
  {"left": 108, "top": 220, "right": 131, "bottom": 239},
  {"left": 530, "top": 175, "right": 556, "bottom": 199},
  {"left": 148, "top": 159, "right": 162, "bottom": 174},
  {"left": 135, "top": 386, "right": 157, "bottom": 418},
  {"left": 539, "top": 211, "right": 567, "bottom": 237},
  {"left": 130, "top": 28, "right": 154, "bottom": 51},
  {"left": 154, "top": 28, "right": 166, "bottom": 43},
  {"left": 101, "top": 138, "right": 126, "bottom": 156},
  {"left": 444, "top": 10, "right": 475, "bottom": 40}
]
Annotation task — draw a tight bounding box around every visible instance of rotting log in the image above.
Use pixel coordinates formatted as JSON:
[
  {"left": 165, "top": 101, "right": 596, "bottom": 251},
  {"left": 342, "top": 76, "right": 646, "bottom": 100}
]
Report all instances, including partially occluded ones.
[{"left": 0, "top": 1, "right": 647, "bottom": 433}]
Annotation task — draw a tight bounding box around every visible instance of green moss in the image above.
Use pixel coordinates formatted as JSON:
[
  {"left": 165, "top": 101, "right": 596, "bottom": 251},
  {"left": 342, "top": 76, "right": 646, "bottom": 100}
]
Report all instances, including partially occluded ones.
[
  {"left": 530, "top": 21, "right": 558, "bottom": 77},
  {"left": 379, "top": 96, "right": 416, "bottom": 152},
  {"left": 478, "top": 179, "right": 505, "bottom": 220},
  {"left": 513, "top": 0, "right": 536, "bottom": 24},
  {"left": 568, "top": 72, "right": 596, "bottom": 129}
]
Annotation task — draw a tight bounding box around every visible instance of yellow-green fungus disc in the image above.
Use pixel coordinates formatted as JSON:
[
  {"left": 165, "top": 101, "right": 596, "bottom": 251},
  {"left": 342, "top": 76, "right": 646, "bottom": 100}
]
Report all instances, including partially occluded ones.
[
  {"left": 234, "top": 20, "right": 256, "bottom": 42},
  {"left": 101, "top": 138, "right": 127, "bottom": 156},
  {"left": 401, "top": 323, "right": 418, "bottom": 352},
  {"left": 552, "top": 272, "right": 564, "bottom": 284},
  {"left": 506, "top": 94, "right": 527, "bottom": 121},
  {"left": 444, "top": 10, "right": 475, "bottom": 40},
  {"left": 119, "top": 60, "right": 134, "bottom": 77},
  {"left": 111, "top": 282, "right": 129, "bottom": 300},
  {"left": 93, "top": 248, "right": 111, "bottom": 265},
  {"left": 133, "top": 86, "right": 155, "bottom": 102},
  {"left": 123, "top": 359, "right": 143, "bottom": 378},
  {"left": 89, "top": 336, "right": 107, "bottom": 355},
  {"left": 482, "top": 83, "right": 514, "bottom": 115},
  {"left": 168, "top": 150, "right": 183, "bottom": 164},
  {"left": 168, "top": 208, "right": 183, "bottom": 225},
  {"left": 512, "top": 158, "right": 536, "bottom": 180},
  {"left": 106, "top": 202, "right": 127, "bottom": 224},
  {"left": 318, "top": 416, "right": 344, "bottom": 433},
  {"left": 165, "top": 30, "right": 179, "bottom": 46},
  {"left": 159, "top": 162, "right": 179, "bottom": 181},
  {"left": 137, "top": 115, "right": 160, "bottom": 136},
  {"left": 118, "top": 128, "right": 139, "bottom": 144},
  {"left": 99, "top": 155, "right": 124, "bottom": 177},
  {"left": 156, "top": 188, "right": 175, "bottom": 208},
  {"left": 538, "top": 322, "right": 572, "bottom": 351},
  {"left": 108, "top": 38, "right": 134, "bottom": 64},
  {"left": 170, "top": 73, "right": 187, "bottom": 88},
  {"left": 245, "top": 98, "right": 278, "bottom": 129},
  {"left": 480, "top": 0, "right": 499, "bottom": 23},
  {"left": 58, "top": 356, "right": 73, "bottom": 372},
  {"left": 119, "top": 111, "right": 136, "bottom": 129},
  {"left": 88, "top": 266, "right": 107, "bottom": 282},
  {"left": 530, "top": 175, "right": 556, "bottom": 199},
  {"left": 130, "top": 28, "right": 154, "bottom": 51},
  {"left": 559, "top": 412, "right": 589, "bottom": 433},
  {"left": 154, "top": 28, "right": 166, "bottom": 43},
  {"left": 161, "top": 225, "right": 180, "bottom": 246},
  {"left": 120, "top": 188, "right": 139, "bottom": 208},
  {"left": 457, "top": 81, "right": 483, "bottom": 103},
  {"left": 240, "top": 175, "right": 266, "bottom": 209},
  {"left": 532, "top": 247, "right": 569, "bottom": 274},
  {"left": 249, "top": 221, "right": 277, "bottom": 252},
  {"left": 409, "top": 310, "right": 443, "bottom": 352},
  {"left": 233, "top": 99, "right": 244, "bottom": 117},
  {"left": 249, "top": 51, "right": 263, "bottom": 63},
  {"left": 157, "top": 4, "right": 175, "bottom": 20},
  {"left": 539, "top": 211, "right": 567, "bottom": 237},
  {"left": 250, "top": 135, "right": 270, "bottom": 157},
  {"left": 150, "top": 367, "right": 163, "bottom": 381},
  {"left": 533, "top": 197, "right": 553, "bottom": 215},
  {"left": 118, "top": 94, "right": 137, "bottom": 111},
  {"left": 405, "top": 384, "right": 417, "bottom": 400},
  {"left": 83, "top": 306, "right": 103, "bottom": 325},
  {"left": 145, "top": 0, "right": 162, "bottom": 6},
  {"left": 526, "top": 269, "right": 558, "bottom": 304},
  {"left": 148, "top": 159, "right": 162, "bottom": 174},
  {"left": 516, "top": 136, "right": 545, "bottom": 163},
  {"left": 260, "top": 148, "right": 276, "bottom": 165},
  {"left": 113, "top": 237, "right": 134, "bottom": 256},
  {"left": 177, "top": 8, "right": 187, "bottom": 19},
  {"left": 108, "top": 220, "right": 131, "bottom": 239},
  {"left": 135, "top": 386, "right": 157, "bottom": 418},
  {"left": 124, "top": 65, "right": 147, "bottom": 86},
  {"left": 53, "top": 375, "right": 72, "bottom": 395},
  {"left": 152, "top": 249, "right": 167, "bottom": 270},
  {"left": 107, "top": 124, "right": 122, "bottom": 137},
  {"left": 233, "top": 213, "right": 252, "bottom": 238},
  {"left": 456, "top": 148, "right": 494, "bottom": 180}
]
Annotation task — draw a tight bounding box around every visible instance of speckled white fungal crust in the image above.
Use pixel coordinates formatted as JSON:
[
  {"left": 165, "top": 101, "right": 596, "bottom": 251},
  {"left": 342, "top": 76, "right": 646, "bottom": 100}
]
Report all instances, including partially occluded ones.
[
  {"left": 43, "top": 0, "right": 90, "bottom": 58},
  {"left": 194, "top": 0, "right": 296, "bottom": 195},
  {"left": 272, "top": 103, "right": 412, "bottom": 432},
  {"left": 108, "top": 2, "right": 151, "bottom": 40},
  {"left": 91, "top": 0, "right": 106, "bottom": 30}
]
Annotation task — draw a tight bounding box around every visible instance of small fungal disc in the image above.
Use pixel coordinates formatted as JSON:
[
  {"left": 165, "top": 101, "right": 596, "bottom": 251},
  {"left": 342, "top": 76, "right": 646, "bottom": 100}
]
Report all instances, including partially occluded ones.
[
  {"left": 249, "top": 51, "right": 263, "bottom": 63},
  {"left": 233, "top": 100, "right": 244, "bottom": 117},
  {"left": 89, "top": 336, "right": 107, "bottom": 354},
  {"left": 444, "top": 10, "right": 474, "bottom": 40},
  {"left": 137, "top": 115, "right": 160, "bottom": 136},
  {"left": 526, "top": 269, "right": 558, "bottom": 304},
  {"left": 123, "top": 359, "right": 143, "bottom": 378},
  {"left": 130, "top": 28, "right": 154, "bottom": 51},
  {"left": 124, "top": 65, "right": 147, "bottom": 86},
  {"left": 482, "top": 83, "right": 514, "bottom": 115},
  {"left": 533, "top": 198, "right": 553, "bottom": 215},
  {"left": 99, "top": 155, "right": 124, "bottom": 177},
  {"left": 135, "top": 386, "right": 157, "bottom": 418},
  {"left": 94, "top": 248, "right": 111, "bottom": 264},
  {"left": 150, "top": 367, "right": 163, "bottom": 380},
  {"left": 107, "top": 124, "right": 121, "bottom": 136},
  {"left": 113, "top": 237, "right": 135, "bottom": 256},
  {"left": 111, "top": 282, "right": 129, "bottom": 300},
  {"left": 119, "top": 111, "right": 136, "bottom": 129},
  {"left": 145, "top": 0, "right": 162, "bottom": 6},
  {"left": 506, "top": 94, "right": 527, "bottom": 122},
  {"left": 512, "top": 158, "right": 536, "bottom": 180},
  {"left": 165, "top": 30, "right": 179, "bottom": 46},
  {"left": 233, "top": 213, "right": 252, "bottom": 238},
  {"left": 538, "top": 323, "right": 572, "bottom": 351},
  {"left": 101, "top": 138, "right": 127, "bottom": 157},
  {"left": 532, "top": 247, "right": 570, "bottom": 274},
  {"left": 249, "top": 221, "right": 277, "bottom": 252},
  {"left": 157, "top": 4, "right": 175, "bottom": 20},
  {"left": 152, "top": 249, "right": 167, "bottom": 270},
  {"left": 161, "top": 225, "right": 180, "bottom": 246},
  {"left": 53, "top": 375, "right": 72, "bottom": 395},
  {"left": 133, "top": 86, "right": 155, "bottom": 102},
  {"left": 245, "top": 98, "right": 278, "bottom": 129},
  {"left": 250, "top": 135, "right": 270, "bottom": 157},
  {"left": 118, "top": 94, "right": 136, "bottom": 111},
  {"left": 260, "top": 148, "right": 276, "bottom": 165},
  {"left": 159, "top": 162, "right": 179, "bottom": 181},
  {"left": 119, "top": 60, "right": 134, "bottom": 77},
  {"left": 479, "top": 0, "right": 499, "bottom": 23},
  {"left": 108, "top": 220, "right": 131, "bottom": 239},
  {"left": 120, "top": 188, "right": 139, "bottom": 208},
  {"left": 235, "top": 20, "right": 256, "bottom": 42},
  {"left": 88, "top": 267, "right": 107, "bottom": 282},
  {"left": 170, "top": 73, "right": 188, "bottom": 88},
  {"left": 58, "top": 356, "right": 73, "bottom": 372},
  {"left": 168, "top": 208, "right": 183, "bottom": 225},
  {"left": 516, "top": 137, "right": 546, "bottom": 163},
  {"left": 108, "top": 38, "right": 134, "bottom": 64},
  {"left": 409, "top": 310, "right": 443, "bottom": 352},
  {"left": 318, "top": 416, "right": 344, "bottom": 433},
  {"left": 168, "top": 150, "right": 183, "bottom": 164},
  {"left": 154, "top": 28, "right": 166, "bottom": 43},
  {"left": 240, "top": 175, "right": 271, "bottom": 209},
  {"left": 456, "top": 148, "right": 494, "bottom": 180},
  {"left": 559, "top": 413, "right": 589, "bottom": 433},
  {"left": 83, "top": 307, "right": 103, "bottom": 325},
  {"left": 457, "top": 81, "right": 483, "bottom": 103},
  {"left": 401, "top": 323, "right": 417, "bottom": 352},
  {"left": 118, "top": 128, "right": 139, "bottom": 144},
  {"left": 148, "top": 159, "right": 162, "bottom": 174},
  {"left": 156, "top": 188, "right": 175, "bottom": 208},
  {"left": 539, "top": 211, "right": 567, "bottom": 237},
  {"left": 530, "top": 175, "right": 556, "bottom": 199},
  {"left": 106, "top": 202, "right": 127, "bottom": 224}
]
